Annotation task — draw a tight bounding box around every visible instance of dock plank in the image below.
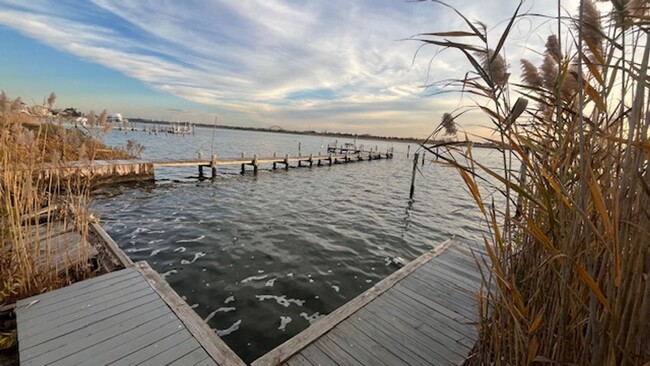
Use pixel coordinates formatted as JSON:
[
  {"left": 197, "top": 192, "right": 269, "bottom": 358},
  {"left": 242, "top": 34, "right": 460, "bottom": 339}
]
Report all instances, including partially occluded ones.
[
  {"left": 16, "top": 262, "right": 245, "bottom": 366},
  {"left": 252, "top": 239, "right": 487, "bottom": 366}
]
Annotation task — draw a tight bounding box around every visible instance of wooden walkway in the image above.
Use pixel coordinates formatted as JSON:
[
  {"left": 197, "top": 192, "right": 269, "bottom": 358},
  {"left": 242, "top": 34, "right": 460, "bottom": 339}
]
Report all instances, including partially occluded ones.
[
  {"left": 23, "top": 220, "right": 98, "bottom": 274},
  {"left": 253, "top": 239, "right": 487, "bottom": 366},
  {"left": 16, "top": 261, "right": 245, "bottom": 366},
  {"left": 37, "top": 150, "right": 394, "bottom": 184}
]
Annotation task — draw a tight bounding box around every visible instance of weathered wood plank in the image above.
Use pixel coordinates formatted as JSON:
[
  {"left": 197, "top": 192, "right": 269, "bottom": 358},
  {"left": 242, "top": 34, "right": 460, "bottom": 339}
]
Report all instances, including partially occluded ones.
[
  {"left": 19, "top": 273, "right": 147, "bottom": 320},
  {"left": 314, "top": 335, "right": 363, "bottom": 366},
  {"left": 20, "top": 291, "right": 160, "bottom": 350},
  {"left": 105, "top": 329, "right": 192, "bottom": 365},
  {"left": 295, "top": 343, "right": 338, "bottom": 366},
  {"left": 135, "top": 261, "right": 246, "bottom": 366},
  {"left": 15, "top": 267, "right": 138, "bottom": 305},
  {"left": 90, "top": 221, "right": 134, "bottom": 268},
  {"left": 25, "top": 305, "right": 172, "bottom": 365},
  {"left": 329, "top": 320, "right": 409, "bottom": 366},
  {"left": 72, "top": 315, "right": 183, "bottom": 366},
  {"left": 252, "top": 240, "right": 455, "bottom": 366},
  {"left": 19, "top": 280, "right": 153, "bottom": 334},
  {"left": 284, "top": 353, "right": 314, "bottom": 366},
  {"left": 168, "top": 347, "right": 214, "bottom": 366},
  {"left": 138, "top": 338, "right": 201, "bottom": 366}
]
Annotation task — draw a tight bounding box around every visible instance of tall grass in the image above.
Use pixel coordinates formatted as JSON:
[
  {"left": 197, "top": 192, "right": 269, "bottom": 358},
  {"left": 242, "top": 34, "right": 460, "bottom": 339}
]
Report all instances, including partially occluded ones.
[{"left": 417, "top": 0, "right": 649, "bottom": 364}]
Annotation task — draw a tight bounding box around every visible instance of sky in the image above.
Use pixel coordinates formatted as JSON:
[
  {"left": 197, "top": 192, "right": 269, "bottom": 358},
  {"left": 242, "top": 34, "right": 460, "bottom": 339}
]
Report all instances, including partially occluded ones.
[{"left": 0, "top": 0, "right": 579, "bottom": 138}]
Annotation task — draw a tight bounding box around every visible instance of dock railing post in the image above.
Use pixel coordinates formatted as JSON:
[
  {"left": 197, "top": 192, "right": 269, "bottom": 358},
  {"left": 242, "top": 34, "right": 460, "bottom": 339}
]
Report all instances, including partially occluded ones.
[
  {"left": 309, "top": 153, "right": 313, "bottom": 167},
  {"left": 284, "top": 154, "right": 290, "bottom": 170},
  {"left": 273, "top": 152, "right": 277, "bottom": 170},
  {"left": 410, "top": 153, "right": 419, "bottom": 199},
  {"left": 198, "top": 152, "right": 204, "bottom": 176},
  {"left": 253, "top": 154, "right": 259, "bottom": 175},
  {"left": 422, "top": 152, "right": 426, "bottom": 166},
  {"left": 211, "top": 155, "right": 217, "bottom": 178},
  {"left": 407, "top": 145, "right": 410, "bottom": 158},
  {"left": 241, "top": 152, "right": 246, "bottom": 174},
  {"left": 328, "top": 153, "right": 333, "bottom": 166}
]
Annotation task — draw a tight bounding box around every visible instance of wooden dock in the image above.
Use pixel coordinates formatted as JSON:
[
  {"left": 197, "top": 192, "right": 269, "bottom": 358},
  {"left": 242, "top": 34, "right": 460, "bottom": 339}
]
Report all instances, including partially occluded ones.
[
  {"left": 37, "top": 149, "right": 394, "bottom": 185},
  {"left": 16, "top": 261, "right": 246, "bottom": 366},
  {"left": 252, "top": 239, "right": 487, "bottom": 366}
]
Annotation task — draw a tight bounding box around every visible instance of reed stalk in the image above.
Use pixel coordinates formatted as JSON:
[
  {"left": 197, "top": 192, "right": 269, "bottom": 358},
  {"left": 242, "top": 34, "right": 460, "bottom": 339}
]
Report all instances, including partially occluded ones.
[{"left": 417, "top": 0, "right": 649, "bottom": 364}]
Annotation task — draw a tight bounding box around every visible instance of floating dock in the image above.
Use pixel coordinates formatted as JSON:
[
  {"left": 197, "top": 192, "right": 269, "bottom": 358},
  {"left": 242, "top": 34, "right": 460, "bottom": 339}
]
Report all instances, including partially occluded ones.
[
  {"left": 16, "top": 261, "right": 246, "bottom": 366},
  {"left": 253, "top": 239, "right": 486, "bottom": 366}
]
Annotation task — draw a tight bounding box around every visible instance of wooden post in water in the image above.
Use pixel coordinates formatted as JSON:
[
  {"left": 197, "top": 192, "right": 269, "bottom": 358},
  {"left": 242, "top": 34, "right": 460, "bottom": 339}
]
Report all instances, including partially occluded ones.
[
  {"left": 410, "top": 153, "right": 419, "bottom": 199},
  {"left": 284, "top": 154, "right": 290, "bottom": 170},
  {"left": 273, "top": 152, "right": 277, "bottom": 170},
  {"left": 309, "top": 154, "right": 313, "bottom": 167},
  {"left": 198, "top": 152, "right": 204, "bottom": 176},
  {"left": 253, "top": 154, "right": 259, "bottom": 175},
  {"left": 422, "top": 152, "right": 425, "bottom": 166},
  {"left": 298, "top": 142, "right": 301, "bottom": 157},
  {"left": 241, "top": 152, "right": 246, "bottom": 174},
  {"left": 407, "top": 145, "right": 410, "bottom": 158},
  {"left": 211, "top": 155, "right": 217, "bottom": 178},
  {"left": 328, "top": 153, "right": 333, "bottom": 166}
]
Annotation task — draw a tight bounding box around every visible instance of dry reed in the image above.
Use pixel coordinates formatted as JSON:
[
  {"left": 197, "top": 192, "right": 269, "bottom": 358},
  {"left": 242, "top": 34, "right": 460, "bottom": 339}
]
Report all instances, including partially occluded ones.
[{"left": 417, "top": 0, "right": 649, "bottom": 364}]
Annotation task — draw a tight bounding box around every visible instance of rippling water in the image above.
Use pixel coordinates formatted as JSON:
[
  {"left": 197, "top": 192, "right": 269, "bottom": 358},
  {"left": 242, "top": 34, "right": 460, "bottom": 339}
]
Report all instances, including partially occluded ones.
[{"left": 92, "top": 127, "right": 500, "bottom": 362}]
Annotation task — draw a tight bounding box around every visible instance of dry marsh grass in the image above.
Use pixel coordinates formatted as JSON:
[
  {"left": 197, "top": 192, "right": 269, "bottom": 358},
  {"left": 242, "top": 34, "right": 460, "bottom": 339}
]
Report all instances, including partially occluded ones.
[
  {"left": 418, "top": 0, "right": 649, "bottom": 364},
  {"left": 0, "top": 94, "right": 133, "bottom": 348}
]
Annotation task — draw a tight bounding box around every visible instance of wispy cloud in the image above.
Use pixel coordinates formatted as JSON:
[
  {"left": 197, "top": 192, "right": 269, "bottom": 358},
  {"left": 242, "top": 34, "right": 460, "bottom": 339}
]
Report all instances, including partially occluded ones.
[{"left": 0, "top": 0, "right": 568, "bottom": 136}]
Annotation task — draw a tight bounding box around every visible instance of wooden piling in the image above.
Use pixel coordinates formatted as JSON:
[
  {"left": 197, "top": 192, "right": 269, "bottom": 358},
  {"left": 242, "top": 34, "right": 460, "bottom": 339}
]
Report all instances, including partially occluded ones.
[
  {"left": 422, "top": 152, "right": 425, "bottom": 166},
  {"left": 211, "top": 155, "right": 217, "bottom": 178},
  {"left": 328, "top": 153, "right": 333, "bottom": 166},
  {"left": 253, "top": 154, "right": 259, "bottom": 175},
  {"left": 407, "top": 145, "right": 410, "bottom": 158},
  {"left": 309, "top": 154, "right": 313, "bottom": 167},
  {"left": 241, "top": 152, "right": 246, "bottom": 174},
  {"left": 284, "top": 154, "right": 290, "bottom": 170},
  {"left": 410, "top": 153, "right": 419, "bottom": 199}
]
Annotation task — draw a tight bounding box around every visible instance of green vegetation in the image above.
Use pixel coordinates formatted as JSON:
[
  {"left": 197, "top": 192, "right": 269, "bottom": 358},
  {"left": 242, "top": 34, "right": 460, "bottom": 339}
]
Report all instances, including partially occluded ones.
[{"left": 420, "top": 1, "right": 649, "bottom": 364}]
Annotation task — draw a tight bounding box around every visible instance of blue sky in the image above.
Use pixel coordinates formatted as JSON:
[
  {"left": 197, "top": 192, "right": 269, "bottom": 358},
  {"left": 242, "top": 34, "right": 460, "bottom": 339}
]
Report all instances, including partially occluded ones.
[{"left": 0, "top": 0, "right": 575, "bottom": 137}]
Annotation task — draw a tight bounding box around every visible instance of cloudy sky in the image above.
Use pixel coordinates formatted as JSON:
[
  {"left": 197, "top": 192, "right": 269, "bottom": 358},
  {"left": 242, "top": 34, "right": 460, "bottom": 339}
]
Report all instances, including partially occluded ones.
[{"left": 0, "top": 0, "right": 572, "bottom": 137}]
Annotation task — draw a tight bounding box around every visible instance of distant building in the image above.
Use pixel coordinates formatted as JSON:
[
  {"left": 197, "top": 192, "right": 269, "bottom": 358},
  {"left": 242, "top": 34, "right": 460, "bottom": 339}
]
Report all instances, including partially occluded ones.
[{"left": 107, "top": 113, "right": 124, "bottom": 124}]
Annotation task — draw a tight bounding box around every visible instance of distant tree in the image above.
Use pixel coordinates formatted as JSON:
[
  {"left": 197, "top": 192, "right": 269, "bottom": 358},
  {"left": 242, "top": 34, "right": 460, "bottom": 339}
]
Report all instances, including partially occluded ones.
[{"left": 47, "top": 92, "right": 57, "bottom": 109}]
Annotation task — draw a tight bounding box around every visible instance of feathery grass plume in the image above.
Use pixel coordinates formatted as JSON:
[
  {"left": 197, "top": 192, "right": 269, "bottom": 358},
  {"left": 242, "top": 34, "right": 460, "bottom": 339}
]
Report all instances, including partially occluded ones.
[
  {"left": 98, "top": 109, "right": 108, "bottom": 125},
  {"left": 86, "top": 109, "right": 96, "bottom": 127},
  {"left": 546, "top": 34, "right": 562, "bottom": 62},
  {"left": 0, "top": 91, "right": 7, "bottom": 115},
  {"left": 10, "top": 97, "right": 22, "bottom": 112},
  {"left": 520, "top": 59, "right": 543, "bottom": 88},
  {"left": 441, "top": 112, "right": 457, "bottom": 135},
  {"left": 580, "top": 0, "right": 604, "bottom": 57},
  {"left": 478, "top": 49, "right": 509, "bottom": 87},
  {"left": 46, "top": 91, "right": 56, "bottom": 110},
  {"left": 541, "top": 54, "right": 560, "bottom": 90}
]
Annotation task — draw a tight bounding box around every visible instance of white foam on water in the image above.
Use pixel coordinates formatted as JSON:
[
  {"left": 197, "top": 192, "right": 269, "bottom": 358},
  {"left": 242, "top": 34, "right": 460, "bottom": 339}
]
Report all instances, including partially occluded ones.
[
  {"left": 265, "top": 278, "right": 277, "bottom": 287},
  {"left": 150, "top": 247, "right": 169, "bottom": 256},
  {"left": 162, "top": 269, "right": 178, "bottom": 278},
  {"left": 224, "top": 296, "right": 235, "bottom": 304},
  {"left": 216, "top": 319, "right": 241, "bottom": 337},
  {"left": 278, "top": 316, "right": 292, "bottom": 331},
  {"left": 332, "top": 285, "right": 340, "bottom": 293},
  {"left": 176, "top": 235, "right": 205, "bottom": 243},
  {"left": 287, "top": 273, "right": 294, "bottom": 277},
  {"left": 204, "top": 307, "right": 237, "bottom": 322},
  {"left": 148, "top": 230, "right": 166, "bottom": 234},
  {"left": 190, "top": 303, "right": 199, "bottom": 309},
  {"left": 192, "top": 252, "right": 206, "bottom": 263},
  {"left": 180, "top": 259, "right": 191, "bottom": 265},
  {"left": 299, "top": 312, "right": 325, "bottom": 324},
  {"left": 147, "top": 239, "right": 164, "bottom": 244},
  {"left": 124, "top": 247, "right": 149, "bottom": 253},
  {"left": 134, "top": 227, "right": 150, "bottom": 233},
  {"left": 256, "top": 295, "right": 305, "bottom": 308},
  {"left": 240, "top": 274, "right": 268, "bottom": 283},
  {"left": 366, "top": 279, "right": 372, "bottom": 283},
  {"left": 173, "top": 246, "right": 186, "bottom": 253},
  {"left": 257, "top": 270, "right": 265, "bottom": 273}
]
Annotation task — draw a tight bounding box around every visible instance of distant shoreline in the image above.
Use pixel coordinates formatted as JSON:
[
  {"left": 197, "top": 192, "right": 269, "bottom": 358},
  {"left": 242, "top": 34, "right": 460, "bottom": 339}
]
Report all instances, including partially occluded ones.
[{"left": 127, "top": 118, "right": 502, "bottom": 149}]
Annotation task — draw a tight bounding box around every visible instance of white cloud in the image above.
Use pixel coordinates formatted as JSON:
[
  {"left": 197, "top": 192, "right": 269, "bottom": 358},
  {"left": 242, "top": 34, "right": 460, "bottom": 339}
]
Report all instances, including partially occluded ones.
[{"left": 0, "top": 0, "right": 577, "bottom": 137}]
